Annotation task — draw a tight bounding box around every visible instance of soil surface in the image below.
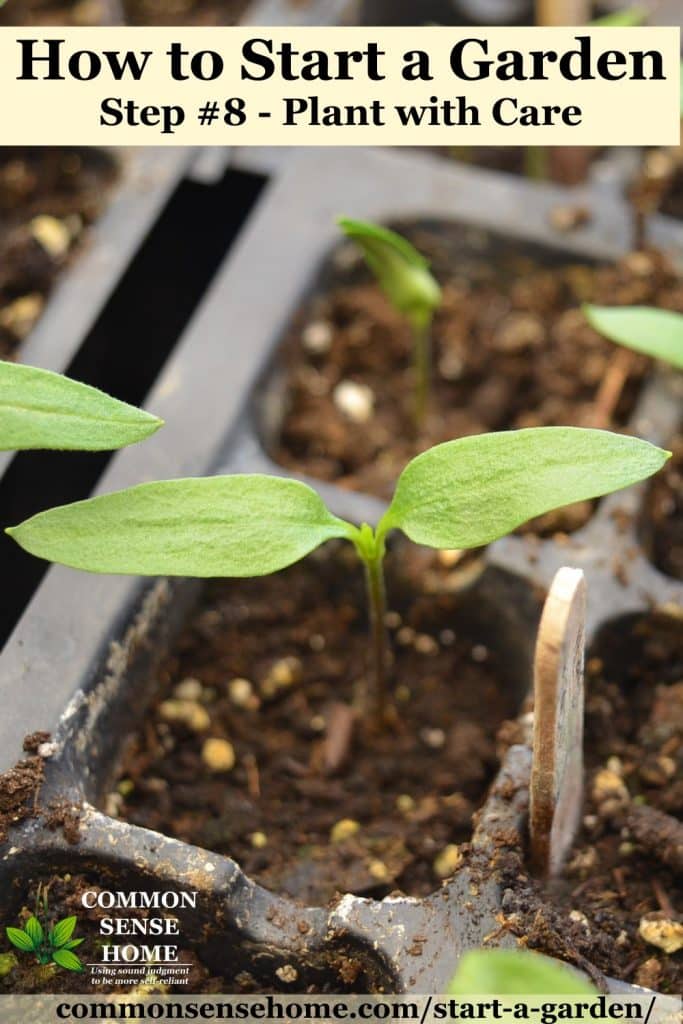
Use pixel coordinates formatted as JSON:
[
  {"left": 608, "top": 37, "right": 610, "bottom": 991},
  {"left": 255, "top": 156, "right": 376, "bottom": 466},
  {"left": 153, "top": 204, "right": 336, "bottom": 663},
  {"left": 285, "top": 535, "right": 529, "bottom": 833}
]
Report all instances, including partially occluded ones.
[
  {"left": 0, "top": 148, "right": 117, "bottom": 358},
  {"left": 644, "top": 434, "right": 683, "bottom": 581},
  {"left": 0, "top": 732, "right": 50, "bottom": 843},
  {"left": 502, "top": 612, "right": 683, "bottom": 994},
  {"left": 271, "top": 227, "right": 680, "bottom": 535},
  {"left": 112, "top": 545, "right": 523, "bottom": 906},
  {"left": 451, "top": 147, "right": 597, "bottom": 186}
]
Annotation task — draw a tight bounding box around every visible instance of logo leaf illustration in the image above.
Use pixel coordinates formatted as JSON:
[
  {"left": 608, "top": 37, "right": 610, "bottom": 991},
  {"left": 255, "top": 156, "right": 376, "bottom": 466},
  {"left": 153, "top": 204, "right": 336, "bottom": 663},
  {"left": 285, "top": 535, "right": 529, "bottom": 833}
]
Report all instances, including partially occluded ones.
[
  {"left": 6, "top": 927, "right": 35, "bottom": 952},
  {"left": 51, "top": 916, "right": 77, "bottom": 948},
  {"left": 24, "top": 917, "right": 44, "bottom": 948},
  {"left": 52, "top": 948, "right": 83, "bottom": 972},
  {"left": 62, "top": 937, "right": 84, "bottom": 951}
]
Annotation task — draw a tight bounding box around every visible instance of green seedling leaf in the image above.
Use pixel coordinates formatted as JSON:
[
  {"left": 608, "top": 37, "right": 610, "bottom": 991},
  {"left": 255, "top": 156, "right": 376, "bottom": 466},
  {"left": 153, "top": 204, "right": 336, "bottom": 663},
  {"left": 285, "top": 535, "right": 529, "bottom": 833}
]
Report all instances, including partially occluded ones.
[
  {"left": 0, "top": 362, "right": 163, "bottom": 452},
  {"left": 7, "top": 475, "right": 355, "bottom": 576},
  {"left": 51, "top": 916, "right": 77, "bottom": 948},
  {"left": 584, "top": 305, "right": 683, "bottom": 370},
  {"left": 51, "top": 948, "right": 83, "bottom": 972},
  {"left": 24, "top": 917, "right": 43, "bottom": 948},
  {"left": 61, "top": 938, "right": 84, "bottom": 951},
  {"left": 337, "top": 217, "right": 441, "bottom": 326},
  {"left": 5, "top": 928, "right": 35, "bottom": 953},
  {"left": 590, "top": 6, "right": 647, "bottom": 26},
  {"left": 379, "top": 427, "right": 670, "bottom": 549},
  {"left": 448, "top": 949, "right": 596, "bottom": 995}
]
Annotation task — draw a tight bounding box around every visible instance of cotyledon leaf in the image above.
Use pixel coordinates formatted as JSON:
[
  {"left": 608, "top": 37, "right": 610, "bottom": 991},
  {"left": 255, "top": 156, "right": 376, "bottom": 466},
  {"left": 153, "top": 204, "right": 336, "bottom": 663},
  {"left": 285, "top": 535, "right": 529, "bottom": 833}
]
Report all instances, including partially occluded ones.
[
  {"left": 337, "top": 217, "right": 441, "bottom": 321},
  {"left": 378, "top": 427, "right": 670, "bottom": 550},
  {"left": 584, "top": 305, "right": 683, "bottom": 370},
  {"left": 6, "top": 475, "right": 357, "bottom": 577},
  {"left": 0, "top": 362, "right": 163, "bottom": 452}
]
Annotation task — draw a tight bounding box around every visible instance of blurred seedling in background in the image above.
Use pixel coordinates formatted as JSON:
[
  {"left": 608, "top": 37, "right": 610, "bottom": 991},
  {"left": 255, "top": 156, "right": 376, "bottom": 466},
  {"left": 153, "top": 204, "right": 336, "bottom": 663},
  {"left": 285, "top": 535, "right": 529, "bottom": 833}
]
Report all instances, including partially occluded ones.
[
  {"left": 0, "top": 361, "right": 163, "bottom": 452},
  {"left": 7, "top": 427, "right": 669, "bottom": 732},
  {"left": 584, "top": 305, "right": 683, "bottom": 371},
  {"left": 584, "top": 305, "right": 683, "bottom": 427},
  {"left": 447, "top": 948, "right": 596, "bottom": 995},
  {"left": 337, "top": 217, "right": 441, "bottom": 429}
]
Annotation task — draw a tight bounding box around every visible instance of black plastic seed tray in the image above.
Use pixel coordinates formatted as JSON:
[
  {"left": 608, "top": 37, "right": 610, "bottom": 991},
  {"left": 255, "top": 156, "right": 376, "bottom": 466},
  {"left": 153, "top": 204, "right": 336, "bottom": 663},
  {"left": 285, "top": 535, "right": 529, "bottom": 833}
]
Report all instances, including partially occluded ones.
[{"left": 1, "top": 148, "right": 681, "bottom": 994}]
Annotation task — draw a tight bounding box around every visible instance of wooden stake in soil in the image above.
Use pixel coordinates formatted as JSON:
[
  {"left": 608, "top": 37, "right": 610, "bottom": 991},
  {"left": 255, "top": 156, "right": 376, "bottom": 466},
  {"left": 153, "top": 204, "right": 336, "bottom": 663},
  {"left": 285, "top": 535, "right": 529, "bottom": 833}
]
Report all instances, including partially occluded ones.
[
  {"left": 530, "top": 566, "right": 587, "bottom": 878},
  {"left": 535, "top": 0, "right": 590, "bottom": 24}
]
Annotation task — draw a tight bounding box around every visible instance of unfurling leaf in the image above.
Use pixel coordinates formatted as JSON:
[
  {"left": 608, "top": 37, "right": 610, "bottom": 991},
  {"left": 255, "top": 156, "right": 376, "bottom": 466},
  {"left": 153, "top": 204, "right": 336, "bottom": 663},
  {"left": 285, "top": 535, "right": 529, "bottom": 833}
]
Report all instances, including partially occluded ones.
[
  {"left": 378, "top": 427, "right": 670, "bottom": 549},
  {"left": 5, "top": 927, "right": 35, "bottom": 953},
  {"left": 448, "top": 949, "right": 596, "bottom": 995},
  {"left": 6, "top": 475, "right": 355, "bottom": 576},
  {"left": 338, "top": 217, "right": 441, "bottom": 327},
  {"left": 584, "top": 305, "right": 683, "bottom": 370},
  {"left": 51, "top": 948, "right": 83, "bottom": 972},
  {"left": 0, "top": 362, "right": 163, "bottom": 452},
  {"left": 51, "top": 916, "right": 77, "bottom": 949},
  {"left": 23, "top": 917, "right": 43, "bottom": 949}
]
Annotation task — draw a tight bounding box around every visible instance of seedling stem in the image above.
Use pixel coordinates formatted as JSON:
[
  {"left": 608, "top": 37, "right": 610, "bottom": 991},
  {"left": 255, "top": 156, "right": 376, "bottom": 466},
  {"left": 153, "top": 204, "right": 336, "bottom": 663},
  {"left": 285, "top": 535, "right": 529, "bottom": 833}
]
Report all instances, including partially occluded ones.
[
  {"left": 353, "top": 524, "right": 390, "bottom": 723},
  {"left": 411, "top": 310, "right": 432, "bottom": 429}
]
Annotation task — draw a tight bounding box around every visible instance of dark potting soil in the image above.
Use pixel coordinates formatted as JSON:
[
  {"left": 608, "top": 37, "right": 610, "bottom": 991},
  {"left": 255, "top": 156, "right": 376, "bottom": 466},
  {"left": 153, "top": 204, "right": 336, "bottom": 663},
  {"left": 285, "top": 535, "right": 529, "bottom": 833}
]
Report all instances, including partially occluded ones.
[
  {"left": 271, "top": 232, "right": 683, "bottom": 535},
  {"left": 659, "top": 167, "right": 683, "bottom": 222},
  {"left": 113, "top": 545, "right": 524, "bottom": 906},
  {"left": 0, "top": 148, "right": 118, "bottom": 358},
  {"left": 0, "top": 732, "right": 51, "bottom": 844},
  {"left": 502, "top": 613, "right": 683, "bottom": 994},
  {"left": 451, "top": 147, "right": 597, "bottom": 186},
  {"left": 644, "top": 434, "right": 683, "bottom": 581}
]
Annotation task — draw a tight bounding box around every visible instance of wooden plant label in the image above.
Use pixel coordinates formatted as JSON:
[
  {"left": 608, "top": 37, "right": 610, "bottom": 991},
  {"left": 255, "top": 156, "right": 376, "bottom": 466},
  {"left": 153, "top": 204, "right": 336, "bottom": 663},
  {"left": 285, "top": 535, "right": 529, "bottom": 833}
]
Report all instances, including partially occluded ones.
[{"left": 530, "top": 566, "right": 586, "bottom": 877}]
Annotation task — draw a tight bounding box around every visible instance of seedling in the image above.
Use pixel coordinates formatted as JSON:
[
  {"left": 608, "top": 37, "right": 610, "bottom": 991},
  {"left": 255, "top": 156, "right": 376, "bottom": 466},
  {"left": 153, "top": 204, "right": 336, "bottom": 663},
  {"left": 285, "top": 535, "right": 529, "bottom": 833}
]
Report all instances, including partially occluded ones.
[
  {"left": 584, "top": 304, "right": 683, "bottom": 371},
  {"left": 0, "top": 361, "right": 163, "bottom": 451},
  {"left": 337, "top": 217, "right": 441, "bottom": 428},
  {"left": 7, "top": 428, "right": 668, "bottom": 729},
  {"left": 5, "top": 884, "right": 83, "bottom": 973},
  {"left": 448, "top": 948, "right": 595, "bottom": 995}
]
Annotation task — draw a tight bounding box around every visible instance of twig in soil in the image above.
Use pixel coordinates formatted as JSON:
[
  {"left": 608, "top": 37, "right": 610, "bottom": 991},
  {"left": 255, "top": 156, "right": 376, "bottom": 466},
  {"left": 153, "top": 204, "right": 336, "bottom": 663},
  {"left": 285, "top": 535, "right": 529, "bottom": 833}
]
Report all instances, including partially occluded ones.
[
  {"left": 612, "top": 867, "right": 627, "bottom": 901},
  {"left": 627, "top": 803, "right": 683, "bottom": 875},
  {"left": 322, "top": 702, "right": 356, "bottom": 775},
  {"left": 651, "top": 877, "right": 676, "bottom": 919},
  {"left": 243, "top": 753, "right": 260, "bottom": 799},
  {"left": 589, "top": 348, "right": 635, "bottom": 429}
]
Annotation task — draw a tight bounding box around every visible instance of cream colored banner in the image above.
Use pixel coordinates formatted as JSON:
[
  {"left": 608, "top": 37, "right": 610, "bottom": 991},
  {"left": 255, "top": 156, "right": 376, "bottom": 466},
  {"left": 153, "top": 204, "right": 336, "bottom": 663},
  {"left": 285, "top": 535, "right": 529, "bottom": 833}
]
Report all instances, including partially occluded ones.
[{"left": 0, "top": 27, "right": 679, "bottom": 146}]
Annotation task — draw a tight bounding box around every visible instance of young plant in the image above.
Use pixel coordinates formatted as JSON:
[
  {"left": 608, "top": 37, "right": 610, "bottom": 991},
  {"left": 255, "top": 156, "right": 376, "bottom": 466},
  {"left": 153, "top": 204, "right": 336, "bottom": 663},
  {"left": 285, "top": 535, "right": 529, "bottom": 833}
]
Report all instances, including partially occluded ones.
[
  {"left": 6, "top": 884, "right": 84, "bottom": 973},
  {"left": 6, "top": 428, "right": 668, "bottom": 729},
  {"left": 337, "top": 217, "right": 441, "bottom": 428},
  {"left": 0, "top": 361, "right": 163, "bottom": 451},
  {"left": 584, "top": 304, "right": 683, "bottom": 370},
  {"left": 447, "top": 949, "right": 595, "bottom": 995}
]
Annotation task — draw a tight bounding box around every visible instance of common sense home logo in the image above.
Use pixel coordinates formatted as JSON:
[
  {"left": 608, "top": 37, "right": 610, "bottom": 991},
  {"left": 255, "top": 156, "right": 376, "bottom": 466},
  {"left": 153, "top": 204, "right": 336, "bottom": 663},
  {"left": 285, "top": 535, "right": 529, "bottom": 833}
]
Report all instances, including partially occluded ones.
[{"left": 5, "top": 884, "right": 84, "bottom": 972}]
